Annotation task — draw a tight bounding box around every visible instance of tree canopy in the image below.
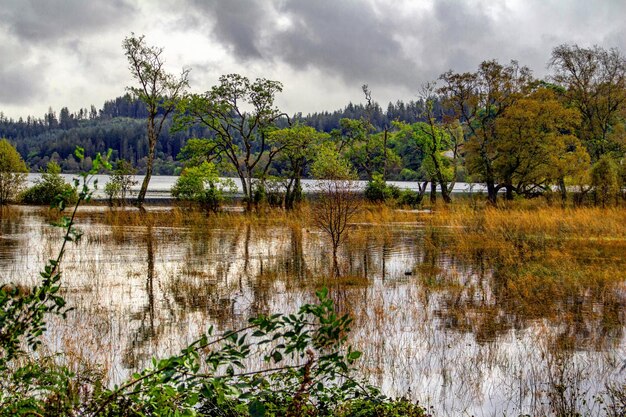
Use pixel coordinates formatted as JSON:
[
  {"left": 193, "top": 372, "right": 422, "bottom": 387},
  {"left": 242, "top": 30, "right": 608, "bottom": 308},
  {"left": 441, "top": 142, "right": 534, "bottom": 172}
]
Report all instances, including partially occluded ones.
[
  {"left": 0, "top": 139, "right": 28, "bottom": 205},
  {"left": 175, "top": 74, "right": 288, "bottom": 209}
]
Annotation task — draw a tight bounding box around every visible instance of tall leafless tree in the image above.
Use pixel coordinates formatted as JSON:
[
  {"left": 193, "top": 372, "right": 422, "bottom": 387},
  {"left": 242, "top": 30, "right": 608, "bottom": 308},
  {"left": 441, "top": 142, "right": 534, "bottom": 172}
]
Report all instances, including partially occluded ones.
[{"left": 123, "top": 34, "right": 189, "bottom": 209}]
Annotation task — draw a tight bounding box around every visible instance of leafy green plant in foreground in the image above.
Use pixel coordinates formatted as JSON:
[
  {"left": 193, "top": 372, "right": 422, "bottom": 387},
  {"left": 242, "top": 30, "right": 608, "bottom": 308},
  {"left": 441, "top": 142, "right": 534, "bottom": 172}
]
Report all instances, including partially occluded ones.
[
  {"left": 0, "top": 147, "right": 111, "bottom": 415},
  {"left": 91, "top": 287, "right": 394, "bottom": 416}
]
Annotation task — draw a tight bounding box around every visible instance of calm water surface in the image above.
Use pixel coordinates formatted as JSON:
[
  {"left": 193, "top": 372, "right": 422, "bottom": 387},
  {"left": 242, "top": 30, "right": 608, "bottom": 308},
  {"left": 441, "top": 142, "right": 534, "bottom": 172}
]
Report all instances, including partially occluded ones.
[
  {"left": 0, "top": 206, "right": 624, "bottom": 416},
  {"left": 26, "top": 173, "right": 486, "bottom": 198}
]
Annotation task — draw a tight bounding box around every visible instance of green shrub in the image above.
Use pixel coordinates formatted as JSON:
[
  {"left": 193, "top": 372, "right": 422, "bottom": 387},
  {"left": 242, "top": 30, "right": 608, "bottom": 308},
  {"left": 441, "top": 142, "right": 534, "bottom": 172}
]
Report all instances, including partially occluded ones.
[
  {"left": 397, "top": 189, "right": 423, "bottom": 207},
  {"left": 591, "top": 155, "right": 620, "bottom": 207},
  {"left": 172, "top": 162, "right": 235, "bottom": 213},
  {"left": 335, "top": 397, "right": 429, "bottom": 417},
  {"left": 364, "top": 174, "right": 400, "bottom": 203},
  {"left": 254, "top": 178, "right": 286, "bottom": 208},
  {"left": 20, "top": 162, "right": 77, "bottom": 206},
  {"left": 104, "top": 159, "right": 138, "bottom": 205}
]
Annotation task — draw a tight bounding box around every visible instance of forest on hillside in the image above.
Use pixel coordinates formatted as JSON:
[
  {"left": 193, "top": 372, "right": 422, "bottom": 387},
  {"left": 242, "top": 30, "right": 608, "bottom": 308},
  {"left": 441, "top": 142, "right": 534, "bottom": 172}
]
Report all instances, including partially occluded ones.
[
  {"left": 0, "top": 42, "right": 624, "bottom": 206},
  {"left": 0, "top": 96, "right": 436, "bottom": 176}
]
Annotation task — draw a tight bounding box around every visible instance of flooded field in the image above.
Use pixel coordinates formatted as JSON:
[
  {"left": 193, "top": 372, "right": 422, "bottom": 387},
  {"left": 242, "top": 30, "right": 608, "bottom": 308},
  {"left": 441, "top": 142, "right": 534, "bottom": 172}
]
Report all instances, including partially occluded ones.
[{"left": 1, "top": 205, "right": 625, "bottom": 416}]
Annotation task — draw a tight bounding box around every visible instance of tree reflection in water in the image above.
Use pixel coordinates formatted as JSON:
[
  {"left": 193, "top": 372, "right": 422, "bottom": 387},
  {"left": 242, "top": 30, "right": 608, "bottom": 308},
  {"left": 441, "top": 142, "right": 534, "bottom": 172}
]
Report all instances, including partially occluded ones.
[{"left": 0, "top": 206, "right": 623, "bottom": 417}]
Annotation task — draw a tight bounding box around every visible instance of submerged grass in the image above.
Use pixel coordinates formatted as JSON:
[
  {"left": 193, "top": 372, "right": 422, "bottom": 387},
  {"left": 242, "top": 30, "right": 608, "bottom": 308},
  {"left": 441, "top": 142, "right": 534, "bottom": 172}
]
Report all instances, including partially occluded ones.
[
  {"left": 3, "top": 198, "right": 624, "bottom": 416},
  {"left": 68, "top": 201, "right": 423, "bottom": 229},
  {"left": 416, "top": 202, "right": 626, "bottom": 350}
]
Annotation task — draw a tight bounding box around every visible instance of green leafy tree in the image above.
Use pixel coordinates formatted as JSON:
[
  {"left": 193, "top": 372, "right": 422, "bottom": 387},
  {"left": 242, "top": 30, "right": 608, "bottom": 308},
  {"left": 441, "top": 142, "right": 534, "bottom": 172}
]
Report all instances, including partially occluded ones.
[
  {"left": 175, "top": 74, "right": 288, "bottom": 210},
  {"left": 123, "top": 33, "right": 190, "bottom": 209},
  {"left": 438, "top": 60, "right": 533, "bottom": 203},
  {"left": 550, "top": 44, "right": 626, "bottom": 161},
  {"left": 339, "top": 86, "right": 399, "bottom": 181},
  {"left": 394, "top": 104, "right": 457, "bottom": 204},
  {"left": 346, "top": 129, "right": 402, "bottom": 181},
  {"left": 0, "top": 139, "right": 28, "bottom": 205},
  {"left": 268, "top": 124, "right": 329, "bottom": 209},
  {"left": 494, "top": 87, "right": 587, "bottom": 200}
]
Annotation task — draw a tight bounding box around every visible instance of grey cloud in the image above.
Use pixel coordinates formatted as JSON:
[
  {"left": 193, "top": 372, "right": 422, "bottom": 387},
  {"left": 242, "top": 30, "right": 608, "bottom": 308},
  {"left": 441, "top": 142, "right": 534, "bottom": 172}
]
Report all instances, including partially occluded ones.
[
  {"left": 415, "top": 0, "right": 519, "bottom": 76},
  {"left": 270, "top": 0, "right": 417, "bottom": 86},
  {"left": 0, "top": 66, "right": 45, "bottom": 106},
  {"left": 182, "top": 0, "right": 626, "bottom": 96},
  {"left": 0, "top": 0, "right": 137, "bottom": 43},
  {"left": 0, "top": 39, "right": 46, "bottom": 106},
  {"left": 0, "top": 0, "right": 136, "bottom": 115},
  {"left": 189, "top": 0, "right": 270, "bottom": 59},
  {"left": 187, "top": 0, "right": 419, "bottom": 88},
  {"left": 2, "top": 0, "right": 625, "bottom": 118},
  {"left": 605, "top": 28, "right": 626, "bottom": 54}
]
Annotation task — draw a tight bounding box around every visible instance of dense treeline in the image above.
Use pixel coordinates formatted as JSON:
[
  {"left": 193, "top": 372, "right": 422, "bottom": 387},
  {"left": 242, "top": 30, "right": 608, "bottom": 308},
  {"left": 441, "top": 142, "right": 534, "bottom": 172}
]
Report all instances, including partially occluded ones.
[
  {"left": 1, "top": 102, "right": 193, "bottom": 174},
  {"left": 0, "top": 95, "right": 438, "bottom": 175},
  {"left": 0, "top": 43, "right": 625, "bottom": 207}
]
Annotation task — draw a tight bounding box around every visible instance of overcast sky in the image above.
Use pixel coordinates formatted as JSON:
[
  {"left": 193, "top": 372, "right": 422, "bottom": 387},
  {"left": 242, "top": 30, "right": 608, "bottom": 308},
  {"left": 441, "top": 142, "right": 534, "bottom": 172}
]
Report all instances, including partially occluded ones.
[{"left": 1, "top": 0, "right": 624, "bottom": 119}]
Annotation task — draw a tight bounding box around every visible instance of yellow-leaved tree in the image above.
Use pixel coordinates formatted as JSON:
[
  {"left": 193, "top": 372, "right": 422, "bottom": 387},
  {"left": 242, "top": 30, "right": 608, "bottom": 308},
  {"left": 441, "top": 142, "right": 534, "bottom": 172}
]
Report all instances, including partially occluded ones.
[{"left": 0, "top": 139, "right": 28, "bottom": 205}]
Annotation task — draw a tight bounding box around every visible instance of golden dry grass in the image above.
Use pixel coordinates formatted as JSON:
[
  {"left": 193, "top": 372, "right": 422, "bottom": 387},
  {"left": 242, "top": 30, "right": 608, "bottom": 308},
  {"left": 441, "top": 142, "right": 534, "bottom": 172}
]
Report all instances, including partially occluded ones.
[
  {"left": 68, "top": 201, "right": 423, "bottom": 230},
  {"left": 411, "top": 201, "right": 626, "bottom": 347}
]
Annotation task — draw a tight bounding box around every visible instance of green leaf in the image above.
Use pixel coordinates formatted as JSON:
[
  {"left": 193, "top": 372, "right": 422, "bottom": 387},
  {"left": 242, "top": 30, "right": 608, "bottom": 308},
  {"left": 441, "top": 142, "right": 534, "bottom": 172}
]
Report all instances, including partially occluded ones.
[
  {"left": 248, "top": 399, "right": 266, "bottom": 417},
  {"left": 348, "top": 351, "right": 362, "bottom": 361},
  {"left": 271, "top": 351, "right": 283, "bottom": 363},
  {"left": 316, "top": 287, "right": 329, "bottom": 301}
]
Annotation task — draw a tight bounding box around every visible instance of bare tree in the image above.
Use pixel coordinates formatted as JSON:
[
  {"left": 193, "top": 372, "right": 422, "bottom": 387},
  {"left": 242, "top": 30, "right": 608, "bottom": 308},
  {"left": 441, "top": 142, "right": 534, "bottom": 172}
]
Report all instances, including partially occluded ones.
[
  {"left": 123, "top": 33, "right": 189, "bottom": 209},
  {"left": 311, "top": 144, "right": 359, "bottom": 277}
]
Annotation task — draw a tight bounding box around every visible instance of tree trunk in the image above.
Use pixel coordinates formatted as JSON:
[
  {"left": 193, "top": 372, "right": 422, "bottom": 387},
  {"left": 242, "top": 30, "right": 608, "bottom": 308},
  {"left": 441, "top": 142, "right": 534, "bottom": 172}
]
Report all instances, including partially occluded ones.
[
  {"left": 430, "top": 181, "right": 437, "bottom": 204},
  {"left": 332, "top": 249, "right": 340, "bottom": 278},
  {"left": 486, "top": 180, "right": 497, "bottom": 205},
  {"left": 284, "top": 179, "right": 294, "bottom": 210},
  {"left": 558, "top": 177, "right": 567, "bottom": 207},
  {"left": 136, "top": 121, "right": 156, "bottom": 210},
  {"left": 438, "top": 177, "right": 451, "bottom": 203},
  {"left": 246, "top": 171, "right": 254, "bottom": 211},
  {"left": 237, "top": 172, "right": 251, "bottom": 212},
  {"left": 383, "top": 129, "right": 388, "bottom": 180},
  {"left": 505, "top": 185, "right": 514, "bottom": 201},
  {"left": 294, "top": 176, "right": 302, "bottom": 203}
]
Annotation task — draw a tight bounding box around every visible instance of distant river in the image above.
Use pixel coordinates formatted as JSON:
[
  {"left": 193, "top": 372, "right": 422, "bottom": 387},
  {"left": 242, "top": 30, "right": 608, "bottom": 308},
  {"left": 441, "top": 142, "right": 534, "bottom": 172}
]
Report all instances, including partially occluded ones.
[{"left": 27, "top": 174, "right": 486, "bottom": 199}]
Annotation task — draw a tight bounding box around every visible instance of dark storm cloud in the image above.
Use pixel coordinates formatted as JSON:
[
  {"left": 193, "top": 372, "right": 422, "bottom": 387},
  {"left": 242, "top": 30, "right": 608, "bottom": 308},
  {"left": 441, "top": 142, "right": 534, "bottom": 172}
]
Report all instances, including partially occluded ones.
[
  {"left": 187, "top": 0, "right": 419, "bottom": 87},
  {"left": 0, "top": 0, "right": 138, "bottom": 43},
  {"left": 190, "top": 0, "right": 270, "bottom": 59},
  {"left": 270, "top": 0, "right": 417, "bottom": 85},
  {"left": 188, "top": 0, "right": 626, "bottom": 91},
  {"left": 2, "top": 0, "right": 625, "bottom": 118}
]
